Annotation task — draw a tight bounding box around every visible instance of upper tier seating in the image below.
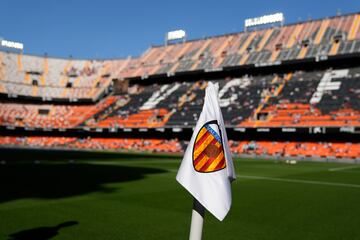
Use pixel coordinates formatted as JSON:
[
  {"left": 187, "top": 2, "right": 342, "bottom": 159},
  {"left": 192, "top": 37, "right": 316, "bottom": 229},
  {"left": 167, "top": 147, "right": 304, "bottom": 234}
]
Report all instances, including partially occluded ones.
[
  {"left": 0, "top": 52, "right": 126, "bottom": 101},
  {"left": 119, "top": 13, "right": 360, "bottom": 79},
  {"left": 1, "top": 13, "right": 360, "bottom": 101}
]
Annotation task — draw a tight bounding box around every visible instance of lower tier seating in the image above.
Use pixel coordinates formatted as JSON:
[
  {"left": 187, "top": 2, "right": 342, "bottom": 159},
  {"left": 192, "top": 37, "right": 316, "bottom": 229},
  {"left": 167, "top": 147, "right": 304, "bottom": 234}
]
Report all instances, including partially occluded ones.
[
  {"left": 0, "top": 96, "right": 118, "bottom": 128},
  {"left": 0, "top": 137, "right": 358, "bottom": 159}
]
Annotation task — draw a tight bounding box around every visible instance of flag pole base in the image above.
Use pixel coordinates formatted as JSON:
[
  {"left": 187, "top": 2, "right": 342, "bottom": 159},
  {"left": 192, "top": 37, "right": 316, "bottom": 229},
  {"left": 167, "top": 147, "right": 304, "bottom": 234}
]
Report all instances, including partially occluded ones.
[{"left": 189, "top": 198, "right": 205, "bottom": 240}]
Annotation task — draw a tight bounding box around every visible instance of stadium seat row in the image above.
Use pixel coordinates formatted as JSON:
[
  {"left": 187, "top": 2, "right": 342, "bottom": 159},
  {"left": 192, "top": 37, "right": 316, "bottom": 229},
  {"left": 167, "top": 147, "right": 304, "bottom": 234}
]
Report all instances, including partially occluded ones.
[
  {"left": 1, "top": 13, "right": 360, "bottom": 101},
  {"left": 0, "top": 136, "right": 358, "bottom": 159}
]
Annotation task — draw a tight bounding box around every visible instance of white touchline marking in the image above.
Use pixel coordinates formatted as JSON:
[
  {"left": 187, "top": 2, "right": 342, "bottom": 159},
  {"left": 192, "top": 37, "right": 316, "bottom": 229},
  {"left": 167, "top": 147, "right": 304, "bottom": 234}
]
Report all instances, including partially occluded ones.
[
  {"left": 237, "top": 174, "right": 360, "bottom": 189},
  {"left": 167, "top": 168, "right": 360, "bottom": 189},
  {"left": 328, "top": 165, "right": 360, "bottom": 172},
  {"left": 338, "top": 170, "right": 360, "bottom": 174}
]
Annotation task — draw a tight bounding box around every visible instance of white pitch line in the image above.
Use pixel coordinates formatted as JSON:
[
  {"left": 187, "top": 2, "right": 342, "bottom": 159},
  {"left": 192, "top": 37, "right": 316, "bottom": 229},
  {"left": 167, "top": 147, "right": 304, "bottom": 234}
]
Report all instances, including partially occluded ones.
[
  {"left": 167, "top": 168, "right": 360, "bottom": 189},
  {"left": 328, "top": 165, "right": 360, "bottom": 172},
  {"left": 237, "top": 174, "right": 360, "bottom": 189}
]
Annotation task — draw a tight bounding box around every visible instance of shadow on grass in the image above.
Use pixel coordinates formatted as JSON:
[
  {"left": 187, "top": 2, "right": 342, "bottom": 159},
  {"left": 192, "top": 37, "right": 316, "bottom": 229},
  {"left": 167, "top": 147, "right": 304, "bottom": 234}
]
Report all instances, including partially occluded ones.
[
  {"left": 8, "top": 221, "right": 78, "bottom": 240},
  {"left": 0, "top": 162, "right": 166, "bottom": 203}
]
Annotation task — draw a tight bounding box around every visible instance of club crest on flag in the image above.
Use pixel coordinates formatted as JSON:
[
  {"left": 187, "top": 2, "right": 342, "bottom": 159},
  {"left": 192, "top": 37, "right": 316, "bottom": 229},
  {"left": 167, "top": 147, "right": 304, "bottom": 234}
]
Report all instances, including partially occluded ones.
[{"left": 192, "top": 120, "right": 226, "bottom": 173}]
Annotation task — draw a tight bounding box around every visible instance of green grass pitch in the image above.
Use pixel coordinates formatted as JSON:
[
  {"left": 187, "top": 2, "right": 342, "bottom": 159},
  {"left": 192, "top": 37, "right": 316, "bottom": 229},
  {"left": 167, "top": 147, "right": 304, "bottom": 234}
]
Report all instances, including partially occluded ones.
[{"left": 0, "top": 149, "right": 360, "bottom": 240}]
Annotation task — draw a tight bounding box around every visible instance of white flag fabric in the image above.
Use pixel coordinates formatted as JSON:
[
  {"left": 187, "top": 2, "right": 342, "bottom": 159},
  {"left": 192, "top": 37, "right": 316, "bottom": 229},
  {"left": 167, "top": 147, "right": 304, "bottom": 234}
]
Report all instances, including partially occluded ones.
[{"left": 176, "top": 82, "right": 236, "bottom": 221}]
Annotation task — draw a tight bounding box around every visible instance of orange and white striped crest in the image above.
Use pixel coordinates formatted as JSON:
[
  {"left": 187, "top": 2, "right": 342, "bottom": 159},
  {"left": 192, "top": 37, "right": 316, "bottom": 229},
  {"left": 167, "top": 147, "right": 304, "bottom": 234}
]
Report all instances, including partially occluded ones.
[{"left": 192, "top": 120, "right": 226, "bottom": 173}]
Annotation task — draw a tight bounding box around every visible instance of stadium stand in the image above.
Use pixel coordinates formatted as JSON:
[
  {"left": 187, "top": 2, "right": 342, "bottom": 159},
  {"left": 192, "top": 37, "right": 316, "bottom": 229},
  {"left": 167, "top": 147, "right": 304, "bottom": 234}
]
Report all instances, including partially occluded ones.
[
  {"left": 0, "top": 136, "right": 358, "bottom": 159},
  {"left": 83, "top": 68, "right": 359, "bottom": 128},
  {"left": 0, "top": 52, "right": 125, "bottom": 101},
  {"left": 117, "top": 12, "right": 360, "bottom": 79},
  {"left": 0, "top": 12, "right": 359, "bottom": 160},
  {"left": 239, "top": 69, "right": 360, "bottom": 127},
  {"left": 0, "top": 96, "right": 119, "bottom": 128},
  {"left": 1, "top": 13, "right": 360, "bottom": 99},
  {"left": 230, "top": 140, "right": 360, "bottom": 159},
  {"left": 0, "top": 136, "right": 182, "bottom": 153}
]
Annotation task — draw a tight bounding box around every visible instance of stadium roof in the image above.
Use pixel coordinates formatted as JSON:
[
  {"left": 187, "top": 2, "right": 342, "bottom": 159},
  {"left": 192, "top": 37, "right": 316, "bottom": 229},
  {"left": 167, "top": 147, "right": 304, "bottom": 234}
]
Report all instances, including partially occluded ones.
[{"left": 151, "top": 11, "right": 360, "bottom": 48}]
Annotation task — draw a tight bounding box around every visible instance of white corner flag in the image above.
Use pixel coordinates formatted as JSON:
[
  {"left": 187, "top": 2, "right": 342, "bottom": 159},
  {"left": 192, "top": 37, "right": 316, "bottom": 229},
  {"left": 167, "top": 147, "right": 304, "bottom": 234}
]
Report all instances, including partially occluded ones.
[{"left": 176, "top": 82, "right": 236, "bottom": 222}]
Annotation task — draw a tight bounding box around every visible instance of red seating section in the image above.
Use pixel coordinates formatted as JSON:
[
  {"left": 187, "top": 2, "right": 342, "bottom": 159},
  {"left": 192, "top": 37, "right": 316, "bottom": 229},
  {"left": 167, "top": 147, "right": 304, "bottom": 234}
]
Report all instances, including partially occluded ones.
[
  {"left": 0, "top": 137, "right": 358, "bottom": 159},
  {"left": 0, "top": 96, "right": 117, "bottom": 128},
  {"left": 229, "top": 141, "right": 360, "bottom": 159},
  {"left": 68, "top": 138, "right": 181, "bottom": 153},
  {"left": 0, "top": 136, "right": 76, "bottom": 147},
  {"left": 95, "top": 109, "right": 169, "bottom": 128},
  {"left": 0, "top": 137, "right": 182, "bottom": 153},
  {"left": 239, "top": 104, "right": 360, "bottom": 127}
]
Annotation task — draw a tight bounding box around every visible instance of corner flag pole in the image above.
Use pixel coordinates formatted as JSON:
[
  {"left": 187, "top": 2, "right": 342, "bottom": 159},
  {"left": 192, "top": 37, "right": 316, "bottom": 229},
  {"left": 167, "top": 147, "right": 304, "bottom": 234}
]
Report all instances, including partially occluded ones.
[{"left": 189, "top": 198, "right": 205, "bottom": 240}]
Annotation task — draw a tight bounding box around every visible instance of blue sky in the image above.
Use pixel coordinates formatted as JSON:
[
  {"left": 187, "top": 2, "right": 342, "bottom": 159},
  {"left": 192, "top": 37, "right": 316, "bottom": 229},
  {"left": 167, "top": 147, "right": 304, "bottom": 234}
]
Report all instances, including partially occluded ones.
[{"left": 0, "top": 0, "right": 359, "bottom": 59}]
